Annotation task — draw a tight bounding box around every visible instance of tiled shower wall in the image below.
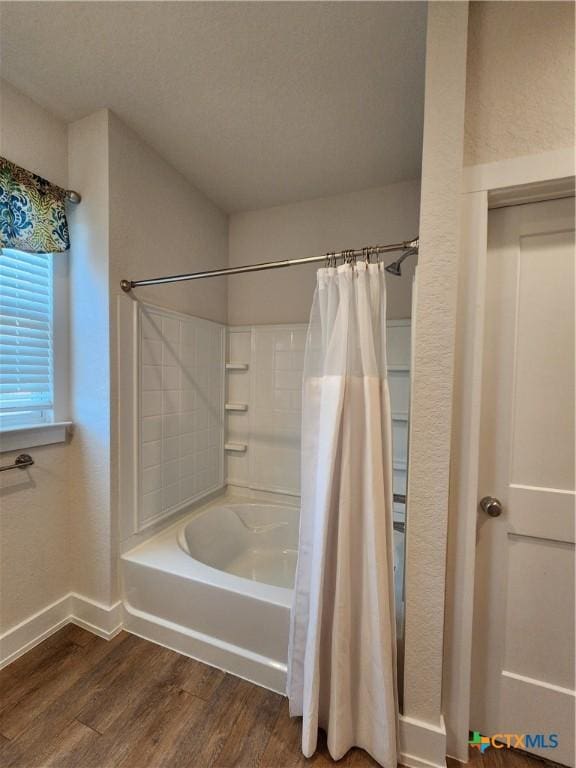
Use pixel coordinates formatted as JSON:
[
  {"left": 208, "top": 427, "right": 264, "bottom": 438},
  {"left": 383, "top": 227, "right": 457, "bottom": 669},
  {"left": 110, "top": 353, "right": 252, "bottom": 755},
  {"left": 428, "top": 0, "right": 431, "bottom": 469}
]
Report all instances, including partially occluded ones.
[
  {"left": 226, "top": 325, "right": 306, "bottom": 496},
  {"left": 138, "top": 304, "right": 225, "bottom": 530},
  {"left": 136, "top": 311, "right": 409, "bottom": 529},
  {"left": 225, "top": 321, "right": 411, "bottom": 512}
]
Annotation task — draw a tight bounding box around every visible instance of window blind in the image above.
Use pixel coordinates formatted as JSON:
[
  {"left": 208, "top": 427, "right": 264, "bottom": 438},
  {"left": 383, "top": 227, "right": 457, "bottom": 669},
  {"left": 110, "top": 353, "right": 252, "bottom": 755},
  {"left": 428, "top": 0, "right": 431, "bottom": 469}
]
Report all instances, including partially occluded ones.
[{"left": 0, "top": 249, "right": 53, "bottom": 425}]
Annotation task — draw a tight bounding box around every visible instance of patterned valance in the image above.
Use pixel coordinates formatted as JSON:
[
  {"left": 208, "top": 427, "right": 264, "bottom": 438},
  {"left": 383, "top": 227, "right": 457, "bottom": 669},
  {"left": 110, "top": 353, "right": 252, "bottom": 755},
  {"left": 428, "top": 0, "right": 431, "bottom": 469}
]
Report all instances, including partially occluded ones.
[{"left": 0, "top": 157, "right": 70, "bottom": 253}]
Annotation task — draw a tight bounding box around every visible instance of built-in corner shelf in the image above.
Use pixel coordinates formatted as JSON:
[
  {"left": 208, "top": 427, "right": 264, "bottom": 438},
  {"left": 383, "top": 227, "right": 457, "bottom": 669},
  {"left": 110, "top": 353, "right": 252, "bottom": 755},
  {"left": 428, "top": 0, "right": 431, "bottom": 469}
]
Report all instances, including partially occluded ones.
[
  {"left": 225, "top": 442, "right": 247, "bottom": 453},
  {"left": 225, "top": 362, "right": 249, "bottom": 371},
  {"left": 224, "top": 402, "right": 248, "bottom": 412}
]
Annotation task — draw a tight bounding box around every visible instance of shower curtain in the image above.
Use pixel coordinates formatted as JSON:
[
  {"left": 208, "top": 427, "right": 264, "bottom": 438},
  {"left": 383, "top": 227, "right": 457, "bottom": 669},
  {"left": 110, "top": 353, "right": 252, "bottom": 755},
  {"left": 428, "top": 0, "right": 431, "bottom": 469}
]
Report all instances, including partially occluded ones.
[{"left": 287, "top": 261, "right": 398, "bottom": 767}]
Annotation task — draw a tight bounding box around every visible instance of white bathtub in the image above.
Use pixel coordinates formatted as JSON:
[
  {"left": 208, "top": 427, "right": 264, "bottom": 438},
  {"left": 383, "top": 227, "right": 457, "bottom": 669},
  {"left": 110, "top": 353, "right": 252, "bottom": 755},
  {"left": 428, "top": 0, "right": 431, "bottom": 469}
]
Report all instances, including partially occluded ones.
[{"left": 122, "top": 496, "right": 299, "bottom": 693}]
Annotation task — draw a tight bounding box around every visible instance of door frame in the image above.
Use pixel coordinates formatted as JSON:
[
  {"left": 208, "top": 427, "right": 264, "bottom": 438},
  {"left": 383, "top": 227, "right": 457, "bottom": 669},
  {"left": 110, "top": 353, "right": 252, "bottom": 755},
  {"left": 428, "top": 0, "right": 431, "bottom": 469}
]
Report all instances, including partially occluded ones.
[{"left": 443, "top": 147, "right": 575, "bottom": 762}]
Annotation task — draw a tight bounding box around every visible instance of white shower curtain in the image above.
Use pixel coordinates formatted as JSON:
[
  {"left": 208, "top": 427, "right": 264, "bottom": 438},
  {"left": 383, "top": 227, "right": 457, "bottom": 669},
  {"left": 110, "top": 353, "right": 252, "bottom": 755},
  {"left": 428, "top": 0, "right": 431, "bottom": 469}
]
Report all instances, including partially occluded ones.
[{"left": 287, "top": 261, "right": 398, "bottom": 767}]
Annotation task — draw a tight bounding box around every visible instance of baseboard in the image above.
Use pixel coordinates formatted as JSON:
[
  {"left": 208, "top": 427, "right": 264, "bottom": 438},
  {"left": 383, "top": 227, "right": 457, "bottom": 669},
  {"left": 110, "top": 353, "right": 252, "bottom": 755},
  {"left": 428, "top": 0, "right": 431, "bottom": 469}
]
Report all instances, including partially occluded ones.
[
  {"left": 123, "top": 601, "right": 287, "bottom": 695},
  {"left": 0, "top": 592, "right": 123, "bottom": 669},
  {"left": 69, "top": 593, "right": 123, "bottom": 639},
  {"left": 399, "top": 714, "right": 447, "bottom": 768},
  {"left": 0, "top": 594, "right": 73, "bottom": 669}
]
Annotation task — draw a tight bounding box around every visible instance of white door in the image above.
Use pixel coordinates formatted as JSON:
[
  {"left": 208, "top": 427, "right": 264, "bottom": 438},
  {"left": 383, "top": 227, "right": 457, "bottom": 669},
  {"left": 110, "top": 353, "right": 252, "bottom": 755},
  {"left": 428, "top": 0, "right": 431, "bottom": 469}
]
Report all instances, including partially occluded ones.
[{"left": 471, "top": 196, "right": 575, "bottom": 767}]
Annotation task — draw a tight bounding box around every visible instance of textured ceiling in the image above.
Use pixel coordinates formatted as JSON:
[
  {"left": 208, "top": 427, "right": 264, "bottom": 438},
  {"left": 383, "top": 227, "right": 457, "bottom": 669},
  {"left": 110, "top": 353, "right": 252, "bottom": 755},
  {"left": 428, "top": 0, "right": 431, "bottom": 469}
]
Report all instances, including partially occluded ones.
[{"left": 0, "top": 1, "right": 426, "bottom": 212}]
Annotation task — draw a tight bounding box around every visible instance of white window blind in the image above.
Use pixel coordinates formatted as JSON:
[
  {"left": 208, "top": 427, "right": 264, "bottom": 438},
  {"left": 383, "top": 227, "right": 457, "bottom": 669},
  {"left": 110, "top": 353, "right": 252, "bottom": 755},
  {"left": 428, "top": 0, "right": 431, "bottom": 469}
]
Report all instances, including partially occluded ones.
[{"left": 0, "top": 249, "right": 54, "bottom": 427}]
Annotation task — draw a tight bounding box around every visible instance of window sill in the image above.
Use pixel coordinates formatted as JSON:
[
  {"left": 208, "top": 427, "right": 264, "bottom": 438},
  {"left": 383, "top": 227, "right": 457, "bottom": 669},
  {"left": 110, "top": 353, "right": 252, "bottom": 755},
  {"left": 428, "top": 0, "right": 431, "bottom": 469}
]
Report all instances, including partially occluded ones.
[{"left": 0, "top": 422, "right": 72, "bottom": 453}]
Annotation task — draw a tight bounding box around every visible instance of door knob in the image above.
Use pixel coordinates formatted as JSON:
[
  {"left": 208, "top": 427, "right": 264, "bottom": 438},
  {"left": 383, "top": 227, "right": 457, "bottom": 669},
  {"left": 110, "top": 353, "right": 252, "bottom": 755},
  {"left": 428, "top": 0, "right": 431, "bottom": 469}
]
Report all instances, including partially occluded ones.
[{"left": 480, "top": 496, "right": 503, "bottom": 517}]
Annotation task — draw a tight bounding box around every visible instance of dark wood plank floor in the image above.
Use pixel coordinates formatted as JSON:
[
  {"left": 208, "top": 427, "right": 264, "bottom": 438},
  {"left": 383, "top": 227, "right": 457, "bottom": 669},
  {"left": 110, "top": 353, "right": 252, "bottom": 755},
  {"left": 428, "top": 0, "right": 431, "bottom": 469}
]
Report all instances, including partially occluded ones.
[
  {"left": 0, "top": 625, "right": 554, "bottom": 768},
  {"left": 448, "top": 749, "right": 560, "bottom": 768}
]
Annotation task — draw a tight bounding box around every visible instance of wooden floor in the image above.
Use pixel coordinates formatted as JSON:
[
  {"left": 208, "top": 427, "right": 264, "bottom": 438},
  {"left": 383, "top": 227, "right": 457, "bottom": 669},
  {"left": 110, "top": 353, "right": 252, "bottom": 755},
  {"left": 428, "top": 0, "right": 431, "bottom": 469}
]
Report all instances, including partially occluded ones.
[
  {"left": 0, "top": 626, "right": 553, "bottom": 768},
  {"left": 448, "top": 750, "right": 557, "bottom": 768}
]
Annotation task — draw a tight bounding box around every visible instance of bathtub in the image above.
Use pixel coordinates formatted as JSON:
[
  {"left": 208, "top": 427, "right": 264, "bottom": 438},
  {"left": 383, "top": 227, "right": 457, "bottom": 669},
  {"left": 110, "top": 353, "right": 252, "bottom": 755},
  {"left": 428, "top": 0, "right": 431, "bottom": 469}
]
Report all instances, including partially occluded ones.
[{"left": 122, "top": 495, "right": 299, "bottom": 693}]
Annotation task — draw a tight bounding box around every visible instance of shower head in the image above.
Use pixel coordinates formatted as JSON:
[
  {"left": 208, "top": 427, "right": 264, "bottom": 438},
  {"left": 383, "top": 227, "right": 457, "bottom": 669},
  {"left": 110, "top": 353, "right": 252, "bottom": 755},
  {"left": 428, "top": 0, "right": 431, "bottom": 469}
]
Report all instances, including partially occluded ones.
[
  {"left": 384, "top": 246, "right": 418, "bottom": 277},
  {"left": 384, "top": 260, "right": 403, "bottom": 276}
]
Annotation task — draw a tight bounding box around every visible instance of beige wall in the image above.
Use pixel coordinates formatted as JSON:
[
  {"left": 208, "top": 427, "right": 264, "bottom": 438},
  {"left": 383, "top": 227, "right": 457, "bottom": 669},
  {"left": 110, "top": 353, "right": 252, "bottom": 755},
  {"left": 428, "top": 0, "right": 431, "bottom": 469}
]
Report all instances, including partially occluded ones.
[
  {"left": 403, "top": 0, "right": 468, "bottom": 730},
  {"left": 110, "top": 113, "right": 228, "bottom": 551},
  {"left": 108, "top": 113, "right": 228, "bottom": 324},
  {"left": 228, "top": 180, "right": 421, "bottom": 326},
  {"left": 0, "top": 85, "right": 229, "bottom": 627},
  {"left": 68, "top": 109, "right": 113, "bottom": 606},
  {"left": 0, "top": 80, "right": 72, "bottom": 630},
  {"left": 0, "top": 79, "right": 68, "bottom": 188},
  {"left": 108, "top": 112, "right": 228, "bottom": 555},
  {"left": 465, "top": 1, "right": 575, "bottom": 165},
  {"left": 70, "top": 110, "right": 230, "bottom": 603}
]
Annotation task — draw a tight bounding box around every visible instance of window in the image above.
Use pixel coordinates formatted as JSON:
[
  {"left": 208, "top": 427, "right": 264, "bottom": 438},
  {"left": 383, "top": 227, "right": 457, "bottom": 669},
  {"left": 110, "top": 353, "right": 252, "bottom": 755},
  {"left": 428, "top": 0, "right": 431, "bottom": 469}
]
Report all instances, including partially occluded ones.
[{"left": 0, "top": 249, "right": 55, "bottom": 428}]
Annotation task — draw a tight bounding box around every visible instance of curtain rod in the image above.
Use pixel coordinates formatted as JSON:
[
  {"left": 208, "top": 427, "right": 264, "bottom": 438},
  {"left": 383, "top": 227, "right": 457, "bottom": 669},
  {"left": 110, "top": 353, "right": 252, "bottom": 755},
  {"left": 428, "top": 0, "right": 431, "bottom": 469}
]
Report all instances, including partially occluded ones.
[
  {"left": 120, "top": 237, "right": 419, "bottom": 293},
  {"left": 0, "top": 156, "right": 81, "bottom": 204}
]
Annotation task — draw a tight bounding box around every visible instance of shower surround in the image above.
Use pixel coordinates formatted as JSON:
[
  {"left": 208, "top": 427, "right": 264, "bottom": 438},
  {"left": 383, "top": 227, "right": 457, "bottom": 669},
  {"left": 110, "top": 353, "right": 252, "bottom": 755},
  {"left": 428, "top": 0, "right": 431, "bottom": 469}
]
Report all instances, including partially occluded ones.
[
  {"left": 121, "top": 303, "right": 410, "bottom": 691},
  {"left": 122, "top": 305, "right": 307, "bottom": 691},
  {"left": 226, "top": 325, "right": 307, "bottom": 497},
  {"left": 138, "top": 305, "right": 225, "bottom": 531}
]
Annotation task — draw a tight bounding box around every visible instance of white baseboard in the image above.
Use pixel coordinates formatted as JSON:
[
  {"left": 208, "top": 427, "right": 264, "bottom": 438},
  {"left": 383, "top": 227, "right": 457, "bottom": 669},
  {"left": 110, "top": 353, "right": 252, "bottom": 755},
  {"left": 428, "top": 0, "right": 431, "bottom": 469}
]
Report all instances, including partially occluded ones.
[
  {"left": 0, "top": 592, "right": 123, "bottom": 669},
  {"left": 0, "top": 594, "right": 73, "bottom": 669},
  {"left": 399, "top": 714, "right": 447, "bottom": 768},
  {"left": 69, "top": 593, "right": 123, "bottom": 639}
]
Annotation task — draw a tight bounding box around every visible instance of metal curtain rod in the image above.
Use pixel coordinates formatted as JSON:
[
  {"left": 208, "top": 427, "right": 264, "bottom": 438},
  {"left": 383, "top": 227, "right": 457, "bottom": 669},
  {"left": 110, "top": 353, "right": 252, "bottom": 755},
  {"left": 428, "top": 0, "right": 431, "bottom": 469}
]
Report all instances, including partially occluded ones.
[
  {"left": 0, "top": 156, "right": 82, "bottom": 204},
  {"left": 120, "top": 237, "right": 419, "bottom": 292}
]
